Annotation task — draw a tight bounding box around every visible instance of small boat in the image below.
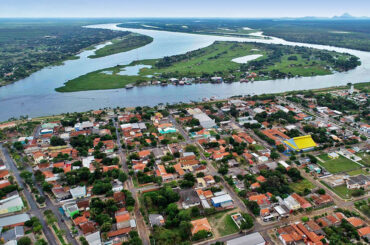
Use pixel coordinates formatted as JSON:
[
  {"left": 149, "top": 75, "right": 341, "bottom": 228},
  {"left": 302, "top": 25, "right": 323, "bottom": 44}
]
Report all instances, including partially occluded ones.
[{"left": 125, "top": 84, "right": 134, "bottom": 89}]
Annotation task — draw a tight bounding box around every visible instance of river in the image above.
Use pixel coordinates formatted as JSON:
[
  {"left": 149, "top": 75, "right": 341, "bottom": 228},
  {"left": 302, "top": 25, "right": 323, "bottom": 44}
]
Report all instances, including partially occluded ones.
[{"left": 0, "top": 23, "right": 369, "bottom": 121}]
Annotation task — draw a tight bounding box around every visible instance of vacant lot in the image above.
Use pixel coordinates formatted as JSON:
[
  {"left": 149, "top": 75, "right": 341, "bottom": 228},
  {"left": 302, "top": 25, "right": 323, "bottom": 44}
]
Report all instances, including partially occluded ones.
[
  {"left": 321, "top": 181, "right": 356, "bottom": 199},
  {"left": 318, "top": 155, "right": 361, "bottom": 173},
  {"left": 289, "top": 178, "right": 315, "bottom": 193},
  {"left": 208, "top": 210, "right": 239, "bottom": 237},
  {"left": 356, "top": 152, "right": 370, "bottom": 167}
]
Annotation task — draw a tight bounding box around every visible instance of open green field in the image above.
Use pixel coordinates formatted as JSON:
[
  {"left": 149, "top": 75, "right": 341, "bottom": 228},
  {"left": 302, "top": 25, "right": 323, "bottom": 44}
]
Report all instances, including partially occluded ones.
[
  {"left": 321, "top": 181, "right": 356, "bottom": 199},
  {"left": 289, "top": 178, "right": 315, "bottom": 193},
  {"left": 356, "top": 152, "right": 370, "bottom": 167},
  {"left": 317, "top": 155, "right": 362, "bottom": 173},
  {"left": 88, "top": 33, "right": 153, "bottom": 58},
  {"left": 56, "top": 41, "right": 358, "bottom": 92},
  {"left": 346, "top": 168, "right": 369, "bottom": 176},
  {"left": 208, "top": 211, "right": 239, "bottom": 237}
]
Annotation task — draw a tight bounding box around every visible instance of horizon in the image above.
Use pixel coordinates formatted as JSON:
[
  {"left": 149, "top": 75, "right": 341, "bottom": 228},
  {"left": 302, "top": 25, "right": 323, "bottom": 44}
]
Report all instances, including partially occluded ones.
[{"left": 1, "top": 0, "right": 369, "bottom": 18}]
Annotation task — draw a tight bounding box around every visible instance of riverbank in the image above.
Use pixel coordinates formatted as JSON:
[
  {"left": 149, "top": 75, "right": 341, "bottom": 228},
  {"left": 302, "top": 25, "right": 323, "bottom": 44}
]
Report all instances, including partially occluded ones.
[
  {"left": 55, "top": 40, "right": 360, "bottom": 92},
  {"left": 88, "top": 33, "right": 153, "bottom": 59}
]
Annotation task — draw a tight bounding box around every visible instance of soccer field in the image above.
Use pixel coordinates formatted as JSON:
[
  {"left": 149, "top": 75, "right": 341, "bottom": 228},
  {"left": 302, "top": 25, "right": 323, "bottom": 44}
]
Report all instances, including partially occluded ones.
[{"left": 318, "top": 155, "right": 362, "bottom": 174}]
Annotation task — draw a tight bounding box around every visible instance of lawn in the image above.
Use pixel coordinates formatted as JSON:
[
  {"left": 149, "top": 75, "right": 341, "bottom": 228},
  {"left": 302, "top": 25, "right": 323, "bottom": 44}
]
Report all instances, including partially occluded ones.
[
  {"left": 289, "top": 179, "right": 315, "bottom": 193},
  {"left": 208, "top": 211, "right": 239, "bottom": 237},
  {"left": 346, "top": 168, "right": 369, "bottom": 176},
  {"left": 356, "top": 152, "right": 370, "bottom": 167},
  {"left": 318, "top": 155, "right": 361, "bottom": 174},
  {"left": 321, "top": 181, "right": 356, "bottom": 199},
  {"left": 317, "top": 153, "right": 331, "bottom": 161}
]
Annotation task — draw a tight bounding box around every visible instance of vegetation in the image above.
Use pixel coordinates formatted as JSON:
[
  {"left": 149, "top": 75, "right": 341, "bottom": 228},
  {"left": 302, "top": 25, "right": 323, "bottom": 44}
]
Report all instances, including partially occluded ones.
[
  {"left": 0, "top": 20, "right": 132, "bottom": 86},
  {"left": 88, "top": 33, "right": 153, "bottom": 58},
  {"left": 56, "top": 41, "right": 359, "bottom": 92},
  {"left": 318, "top": 155, "right": 362, "bottom": 173}
]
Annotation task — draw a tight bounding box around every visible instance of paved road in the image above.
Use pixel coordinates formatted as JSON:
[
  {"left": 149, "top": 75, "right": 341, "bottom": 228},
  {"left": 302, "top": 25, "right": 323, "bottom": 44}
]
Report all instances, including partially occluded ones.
[
  {"left": 114, "top": 119, "right": 151, "bottom": 245},
  {"left": 0, "top": 144, "right": 58, "bottom": 245}
]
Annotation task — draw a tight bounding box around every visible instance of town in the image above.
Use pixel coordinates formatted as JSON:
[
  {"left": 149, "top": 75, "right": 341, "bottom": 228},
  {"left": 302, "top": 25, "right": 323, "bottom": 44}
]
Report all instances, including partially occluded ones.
[{"left": 0, "top": 83, "right": 368, "bottom": 245}]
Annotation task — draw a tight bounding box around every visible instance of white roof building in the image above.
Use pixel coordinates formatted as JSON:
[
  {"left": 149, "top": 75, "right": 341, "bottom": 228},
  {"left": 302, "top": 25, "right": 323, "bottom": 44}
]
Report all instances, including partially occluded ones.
[
  {"left": 70, "top": 186, "right": 86, "bottom": 199},
  {"left": 85, "top": 231, "right": 102, "bottom": 245},
  {"left": 226, "top": 232, "right": 265, "bottom": 245}
]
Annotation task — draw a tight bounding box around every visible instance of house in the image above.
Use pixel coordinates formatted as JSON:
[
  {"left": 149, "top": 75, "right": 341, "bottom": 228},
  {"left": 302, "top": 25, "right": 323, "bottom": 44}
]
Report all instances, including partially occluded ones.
[
  {"left": 115, "top": 210, "right": 131, "bottom": 229},
  {"left": 211, "top": 194, "right": 233, "bottom": 208},
  {"left": 0, "top": 170, "right": 10, "bottom": 180},
  {"left": 358, "top": 226, "right": 370, "bottom": 239},
  {"left": 280, "top": 196, "right": 300, "bottom": 211},
  {"left": 190, "top": 218, "right": 212, "bottom": 235},
  {"left": 311, "top": 194, "right": 334, "bottom": 207},
  {"left": 149, "top": 214, "right": 165, "bottom": 227},
  {"left": 85, "top": 231, "right": 101, "bottom": 245},
  {"left": 1, "top": 226, "right": 24, "bottom": 243},
  {"left": 178, "top": 189, "right": 201, "bottom": 209},
  {"left": 346, "top": 174, "right": 370, "bottom": 189},
  {"left": 70, "top": 186, "right": 86, "bottom": 199},
  {"left": 346, "top": 217, "right": 365, "bottom": 228},
  {"left": 291, "top": 193, "right": 312, "bottom": 209},
  {"left": 226, "top": 232, "right": 265, "bottom": 245}
]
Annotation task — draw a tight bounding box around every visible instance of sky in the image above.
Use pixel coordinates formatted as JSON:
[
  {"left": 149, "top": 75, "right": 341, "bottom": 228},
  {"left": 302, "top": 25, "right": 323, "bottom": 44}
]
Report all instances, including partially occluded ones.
[{"left": 0, "top": 0, "right": 369, "bottom": 18}]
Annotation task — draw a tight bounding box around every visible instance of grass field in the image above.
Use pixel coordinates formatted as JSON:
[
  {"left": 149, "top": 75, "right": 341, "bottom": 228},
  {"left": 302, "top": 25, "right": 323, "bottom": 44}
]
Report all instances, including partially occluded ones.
[
  {"left": 289, "top": 179, "right": 315, "bottom": 193},
  {"left": 346, "top": 168, "right": 369, "bottom": 176},
  {"left": 88, "top": 33, "right": 153, "bottom": 58},
  {"left": 318, "top": 155, "right": 361, "bottom": 174},
  {"left": 56, "top": 41, "right": 355, "bottom": 92},
  {"left": 356, "top": 152, "right": 370, "bottom": 167},
  {"left": 321, "top": 181, "right": 356, "bottom": 199}
]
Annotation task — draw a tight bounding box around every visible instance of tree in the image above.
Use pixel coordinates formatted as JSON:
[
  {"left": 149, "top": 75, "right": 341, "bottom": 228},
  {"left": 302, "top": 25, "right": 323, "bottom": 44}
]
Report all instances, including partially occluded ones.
[
  {"left": 246, "top": 200, "right": 260, "bottom": 216},
  {"left": 270, "top": 151, "right": 280, "bottom": 160},
  {"left": 18, "top": 237, "right": 32, "bottom": 245},
  {"left": 287, "top": 168, "right": 302, "bottom": 182},
  {"left": 317, "top": 188, "right": 326, "bottom": 195},
  {"left": 240, "top": 213, "right": 254, "bottom": 229},
  {"left": 13, "top": 141, "right": 24, "bottom": 151},
  {"left": 42, "top": 181, "right": 53, "bottom": 192},
  {"left": 50, "top": 136, "right": 66, "bottom": 146},
  {"left": 179, "top": 221, "right": 192, "bottom": 240},
  {"left": 192, "top": 230, "right": 210, "bottom": 241}
]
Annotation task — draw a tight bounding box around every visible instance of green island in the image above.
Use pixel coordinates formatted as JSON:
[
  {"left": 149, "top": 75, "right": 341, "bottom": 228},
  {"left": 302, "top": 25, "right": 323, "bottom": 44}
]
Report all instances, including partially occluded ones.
[
  {"left": 88, "top": 33, "right": 153, "bottom": 58},
  {"left": 56, "top": 41, "right": 360, "bottom": 92}
]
